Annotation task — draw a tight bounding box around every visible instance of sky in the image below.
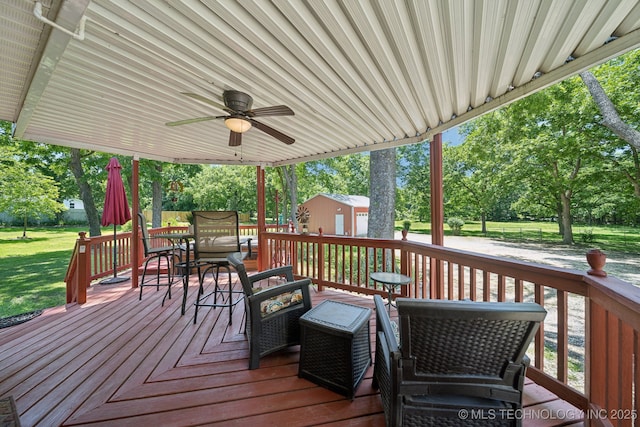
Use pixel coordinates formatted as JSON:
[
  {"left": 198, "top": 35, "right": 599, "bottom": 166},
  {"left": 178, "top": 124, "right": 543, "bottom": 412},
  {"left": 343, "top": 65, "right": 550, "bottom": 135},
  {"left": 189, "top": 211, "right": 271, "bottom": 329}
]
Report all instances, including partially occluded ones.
[{"left": 443, "top": 126, "right": 464, "bottom": 146}]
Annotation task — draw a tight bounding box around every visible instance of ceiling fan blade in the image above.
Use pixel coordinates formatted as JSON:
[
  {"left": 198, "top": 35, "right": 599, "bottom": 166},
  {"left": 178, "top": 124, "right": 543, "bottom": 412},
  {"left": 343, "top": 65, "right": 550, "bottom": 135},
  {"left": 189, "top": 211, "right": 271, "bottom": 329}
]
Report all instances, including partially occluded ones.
[
  {"left": 249, "top": 119, "right": 295, "bottom": 145},
  {"left": 165, "top": 116, "right": 217, "bottom": 126},
  {"left": 181, "top": 92, "right": 227, "bottom": 111},
  {"left": 248, "top": 105, "right": 294, "bottom": 117},
  {"left": 229, "top": 131, "right": 242, "bottom": 147}
]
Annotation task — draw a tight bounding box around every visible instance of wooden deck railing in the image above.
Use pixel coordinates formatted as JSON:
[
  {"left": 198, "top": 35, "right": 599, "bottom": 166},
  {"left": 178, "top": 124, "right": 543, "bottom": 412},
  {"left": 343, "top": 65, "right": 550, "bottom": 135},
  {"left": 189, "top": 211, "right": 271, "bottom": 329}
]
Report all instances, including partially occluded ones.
[
  {"left": 65, "top": 227, "right": 640, "bottom": 425},
  {"left": 259, "top": 231, "right": 640, "bottom": 426},
  {"left": 64, "top": 224, "right": 280, "bottom": 303}
]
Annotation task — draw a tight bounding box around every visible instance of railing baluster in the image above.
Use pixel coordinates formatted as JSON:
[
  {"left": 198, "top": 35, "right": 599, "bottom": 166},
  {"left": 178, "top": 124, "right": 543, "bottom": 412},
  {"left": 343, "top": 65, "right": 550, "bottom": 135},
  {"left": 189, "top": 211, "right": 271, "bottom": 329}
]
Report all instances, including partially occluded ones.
[
  {"left": 515, "top": 278, "right": 523, "bottom": 302},
  {"left": 483, "top": 271, "right": 491, "bottom": 302},
  {"left": 455, "top": 265, "right": 463, "bottom": 300},
  {"left": 447, "top": 262, "right": 454, "bottom": 300},
  {"left": 317, "top": 240, "right": 324, "bottom": 291},
  {"left": 621, "top": 322, "right": 633, "bottom": 427},
  {"left": 557, "top": 290, "right": 568, "bottom": 383},
  {"left": 635, "top": 331, "right": 639, "bottom": 425},
  {"left": 589, "top": 301, "right": 608, "bottom": 410},
  {"left": 535, "top": 284, "right": 545, "bottom": 370},
  {"left": 498, "top": 275, "right": 506, "bottom": 302},
  {"left": 469, "top": 267, "right": 477, "bottom": 301}
]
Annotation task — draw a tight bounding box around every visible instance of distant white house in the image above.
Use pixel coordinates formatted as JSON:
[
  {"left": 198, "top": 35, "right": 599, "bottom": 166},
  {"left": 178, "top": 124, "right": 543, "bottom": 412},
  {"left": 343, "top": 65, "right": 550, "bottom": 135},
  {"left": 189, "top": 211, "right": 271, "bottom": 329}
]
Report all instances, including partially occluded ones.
[
  {"left": 61, "top": 199, "right": 88, "bottom": 223},
  {"left": 63, "top": 199, "right": 85, "bottom": 210},
  {"left": 0, "top": 199, "right": 87, "bottom": 225}
]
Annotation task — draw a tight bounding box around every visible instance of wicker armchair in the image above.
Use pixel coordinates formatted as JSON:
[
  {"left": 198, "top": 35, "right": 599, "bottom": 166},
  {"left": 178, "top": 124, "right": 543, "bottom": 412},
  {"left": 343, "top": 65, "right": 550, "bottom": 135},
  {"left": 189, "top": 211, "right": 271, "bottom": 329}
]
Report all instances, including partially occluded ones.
[
  {"left": 372, "top": 295, "right": 546, "bottom": 427},
  {"left": 228, "top": 252, "right": 312, "bottom": 370}
]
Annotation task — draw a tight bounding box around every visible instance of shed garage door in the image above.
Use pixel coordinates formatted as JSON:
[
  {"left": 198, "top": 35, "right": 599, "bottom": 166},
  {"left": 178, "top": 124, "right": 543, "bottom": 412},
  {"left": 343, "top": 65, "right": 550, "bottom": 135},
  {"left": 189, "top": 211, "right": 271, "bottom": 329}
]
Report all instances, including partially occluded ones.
[{"left": 356, "top": 213, "right": 368, "bottom": 236}]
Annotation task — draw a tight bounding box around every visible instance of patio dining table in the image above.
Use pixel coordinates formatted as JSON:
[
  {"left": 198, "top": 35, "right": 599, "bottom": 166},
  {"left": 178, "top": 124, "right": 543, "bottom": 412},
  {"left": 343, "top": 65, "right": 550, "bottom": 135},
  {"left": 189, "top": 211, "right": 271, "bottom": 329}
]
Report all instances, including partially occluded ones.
[
  {"left": 153, "top": 232, "right": 194, "bottom": 315},
  {"left": 154, "top": 233, "right": 253, "bottom": 316}
]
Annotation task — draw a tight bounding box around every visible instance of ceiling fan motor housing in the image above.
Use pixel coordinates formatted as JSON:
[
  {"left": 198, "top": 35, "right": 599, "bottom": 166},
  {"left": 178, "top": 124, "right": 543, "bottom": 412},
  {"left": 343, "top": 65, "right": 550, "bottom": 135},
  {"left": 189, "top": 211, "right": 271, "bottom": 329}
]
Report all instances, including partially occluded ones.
[{"left": 224, "top": 90, "right": 253, "bottom": 112}]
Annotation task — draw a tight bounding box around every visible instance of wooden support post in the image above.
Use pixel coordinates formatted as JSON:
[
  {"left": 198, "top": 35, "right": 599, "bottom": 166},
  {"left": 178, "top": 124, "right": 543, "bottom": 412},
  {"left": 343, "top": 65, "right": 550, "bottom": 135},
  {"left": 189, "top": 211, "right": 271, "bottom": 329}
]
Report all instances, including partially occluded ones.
[
  {"left": 76, "top": 231, "right": 89, "bottom": 304},
  {"left": 430, "top": 133, "right": 444, "bottom": 246},
  {"left": 430, "top": 133, "right": 444, "bottom": 298},
  {"left": 131, "top": 157, "right": 139, "bottom": 288},
  {"left": 257, "top": 166, "right": 266, "bottom": 271}
]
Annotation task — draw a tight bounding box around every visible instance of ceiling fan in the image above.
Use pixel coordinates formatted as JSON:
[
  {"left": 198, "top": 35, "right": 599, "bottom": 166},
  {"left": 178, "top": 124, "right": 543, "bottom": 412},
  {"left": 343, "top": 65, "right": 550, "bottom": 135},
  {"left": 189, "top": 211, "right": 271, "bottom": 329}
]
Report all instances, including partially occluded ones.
[{"left": 165, "top": 90, "right": 295, "bottom": 146}]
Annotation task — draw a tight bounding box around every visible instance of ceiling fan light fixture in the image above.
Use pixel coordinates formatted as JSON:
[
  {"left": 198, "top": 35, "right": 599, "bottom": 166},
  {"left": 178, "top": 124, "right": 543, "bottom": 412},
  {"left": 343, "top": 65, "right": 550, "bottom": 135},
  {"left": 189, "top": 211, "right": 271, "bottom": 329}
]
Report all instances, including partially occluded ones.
[{"left": 225, "top": 117, "right": 252, "bottom": 133}]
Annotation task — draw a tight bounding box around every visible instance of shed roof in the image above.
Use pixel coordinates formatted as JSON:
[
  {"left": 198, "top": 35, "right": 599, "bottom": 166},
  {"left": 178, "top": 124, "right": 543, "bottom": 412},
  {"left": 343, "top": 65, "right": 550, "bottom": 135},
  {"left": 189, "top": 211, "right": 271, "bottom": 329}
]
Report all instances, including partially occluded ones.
[
  {"left": 306, "top": 194, "right": 370, "bottom": 208},
  {"left": 2, "top": 1, "right": 639, "bottom": 166}
]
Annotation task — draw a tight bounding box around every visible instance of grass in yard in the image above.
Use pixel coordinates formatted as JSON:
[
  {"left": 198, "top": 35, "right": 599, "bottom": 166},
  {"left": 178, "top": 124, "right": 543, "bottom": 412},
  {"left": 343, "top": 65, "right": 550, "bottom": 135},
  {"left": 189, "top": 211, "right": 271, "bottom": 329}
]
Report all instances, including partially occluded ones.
[
  {"left": 397, "top": 220, "right": 640, "bottom": 254},
  {"left": 0, "top": 227, "right": 89, "bottom": 318}
]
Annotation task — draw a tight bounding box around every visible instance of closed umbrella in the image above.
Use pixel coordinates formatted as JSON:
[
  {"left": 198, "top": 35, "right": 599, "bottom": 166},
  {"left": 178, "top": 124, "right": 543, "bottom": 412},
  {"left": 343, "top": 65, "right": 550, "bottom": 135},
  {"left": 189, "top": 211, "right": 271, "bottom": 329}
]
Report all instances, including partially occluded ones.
[{"left": 100, "top": 157, "right": 132, "bottom": 284}]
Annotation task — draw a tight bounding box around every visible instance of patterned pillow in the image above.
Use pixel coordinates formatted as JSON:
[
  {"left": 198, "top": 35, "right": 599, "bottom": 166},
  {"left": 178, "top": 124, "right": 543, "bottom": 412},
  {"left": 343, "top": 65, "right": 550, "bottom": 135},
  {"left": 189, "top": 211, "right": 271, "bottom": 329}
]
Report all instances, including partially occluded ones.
[
  {"left": 260, "top": 289, "right": 303, "bottom": 317},
  {"left": 390, "top": 320, "right": 400, "bottom": 344}
]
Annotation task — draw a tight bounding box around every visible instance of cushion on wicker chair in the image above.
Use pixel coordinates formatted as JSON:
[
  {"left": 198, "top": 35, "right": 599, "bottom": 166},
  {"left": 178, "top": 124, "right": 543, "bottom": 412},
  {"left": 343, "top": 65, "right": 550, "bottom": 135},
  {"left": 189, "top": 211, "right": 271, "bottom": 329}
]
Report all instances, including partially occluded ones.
[{"left": 260, "top": 289, "right": 303, "bottom": 316}]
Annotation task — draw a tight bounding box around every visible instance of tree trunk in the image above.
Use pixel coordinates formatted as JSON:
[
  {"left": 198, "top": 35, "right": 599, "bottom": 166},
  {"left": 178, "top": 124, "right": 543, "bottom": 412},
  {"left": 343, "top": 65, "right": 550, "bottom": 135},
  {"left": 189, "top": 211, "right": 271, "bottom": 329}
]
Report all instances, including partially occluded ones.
[
  {"left": 69, "top": 148, "right": 101, "bottom": 236},
  {"left": 556, "top": 201, "right": 564, "bottom": 236},
  {"left": 580, "top": 71, "right": 640, "bottom": 150},
  {"left": 560, "top": 191, "right": 573, "bottom": 244},
  {"left": 282, "top": 165, "right": 298, "bottom": 227},
  {"left": 619, "top": 145, "right": 640, "bottom": 198},
  {"left": 152, "top": 164, "right": 162, "bottom": 228},
  {"left": 481, "top": 211, "right": 487, "bottom": 234},
  {"left": 368, "top": 148, "right": 396, "bottom": 239}
]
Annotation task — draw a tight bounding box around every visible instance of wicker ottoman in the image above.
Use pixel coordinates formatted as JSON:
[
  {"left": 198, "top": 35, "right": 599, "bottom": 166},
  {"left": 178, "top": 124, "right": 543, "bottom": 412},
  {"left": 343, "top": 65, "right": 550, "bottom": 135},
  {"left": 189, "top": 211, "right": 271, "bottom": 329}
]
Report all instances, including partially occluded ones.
[{"left": 298, "top": 300, "right": 372, "bottom": 400}]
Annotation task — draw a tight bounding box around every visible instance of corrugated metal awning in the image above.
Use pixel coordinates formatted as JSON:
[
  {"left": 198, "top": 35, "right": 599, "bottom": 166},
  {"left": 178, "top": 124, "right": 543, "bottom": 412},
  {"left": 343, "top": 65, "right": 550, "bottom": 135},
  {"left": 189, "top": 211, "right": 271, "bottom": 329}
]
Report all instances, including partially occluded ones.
[{"left": 2, "top": 0, "right": 640, "bottom": 166}]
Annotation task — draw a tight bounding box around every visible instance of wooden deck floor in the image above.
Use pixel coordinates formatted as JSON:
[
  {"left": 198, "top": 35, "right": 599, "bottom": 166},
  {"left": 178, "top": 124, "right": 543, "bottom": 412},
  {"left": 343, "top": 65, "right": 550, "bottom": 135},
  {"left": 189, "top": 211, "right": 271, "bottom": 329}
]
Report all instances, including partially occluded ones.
[{"left": 0, "top": 272, "right": 584, "bottom": 426}]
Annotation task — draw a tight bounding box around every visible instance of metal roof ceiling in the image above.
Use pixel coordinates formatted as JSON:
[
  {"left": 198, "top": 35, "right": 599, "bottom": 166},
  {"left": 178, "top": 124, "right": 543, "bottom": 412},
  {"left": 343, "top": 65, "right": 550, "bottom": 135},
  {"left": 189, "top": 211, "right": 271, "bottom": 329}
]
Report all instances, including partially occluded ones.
[{"left": 2, "top": 0, "right": 640, "bottom": 166}]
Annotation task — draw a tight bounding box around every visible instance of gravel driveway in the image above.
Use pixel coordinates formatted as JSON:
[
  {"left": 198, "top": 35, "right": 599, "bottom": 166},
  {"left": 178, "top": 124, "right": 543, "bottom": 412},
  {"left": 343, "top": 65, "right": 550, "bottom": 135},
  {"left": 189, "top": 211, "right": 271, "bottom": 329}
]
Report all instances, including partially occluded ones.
[{"left": 399, "top": 232, "right": 640, "bottom": 286}]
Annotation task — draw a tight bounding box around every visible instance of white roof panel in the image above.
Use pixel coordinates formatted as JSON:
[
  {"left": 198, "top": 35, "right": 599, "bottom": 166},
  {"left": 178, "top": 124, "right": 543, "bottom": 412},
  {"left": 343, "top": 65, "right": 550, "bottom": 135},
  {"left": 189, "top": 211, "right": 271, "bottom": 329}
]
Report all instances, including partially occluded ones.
[{"left": 2, "top": 0, "right": 639, "bottom": 166}]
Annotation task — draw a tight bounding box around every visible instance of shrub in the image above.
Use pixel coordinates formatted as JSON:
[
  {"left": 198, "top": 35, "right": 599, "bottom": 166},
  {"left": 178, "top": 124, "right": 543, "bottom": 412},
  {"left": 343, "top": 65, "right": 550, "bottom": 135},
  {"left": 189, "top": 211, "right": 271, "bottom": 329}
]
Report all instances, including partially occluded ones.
[
  {"left": 446, "top": 217, "right": 465, "bottom": 235},
  {"left": 581, "top": 229, "right": 595, "bottom": 243}
]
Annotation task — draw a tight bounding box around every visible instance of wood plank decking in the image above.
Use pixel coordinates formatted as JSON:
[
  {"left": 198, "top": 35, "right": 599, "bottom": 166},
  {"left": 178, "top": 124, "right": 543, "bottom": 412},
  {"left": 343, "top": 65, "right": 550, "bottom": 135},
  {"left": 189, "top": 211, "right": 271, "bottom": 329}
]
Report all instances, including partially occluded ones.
[{"left": 0, "top": 272, "right": 583, "bottom": 426}]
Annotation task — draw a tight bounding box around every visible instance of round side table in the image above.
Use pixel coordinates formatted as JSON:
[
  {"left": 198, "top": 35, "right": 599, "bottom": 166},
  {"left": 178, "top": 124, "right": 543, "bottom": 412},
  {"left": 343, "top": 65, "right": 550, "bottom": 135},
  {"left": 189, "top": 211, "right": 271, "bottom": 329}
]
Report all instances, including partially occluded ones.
[{"left": 370, "top": 272, "right": 411, "bottom": 315}]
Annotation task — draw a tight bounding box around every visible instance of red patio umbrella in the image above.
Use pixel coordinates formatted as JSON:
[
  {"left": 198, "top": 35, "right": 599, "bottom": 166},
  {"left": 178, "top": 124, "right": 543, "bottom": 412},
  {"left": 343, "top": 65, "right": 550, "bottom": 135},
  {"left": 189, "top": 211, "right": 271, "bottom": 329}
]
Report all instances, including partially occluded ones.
[{"left": 100, "top": 157, "right": 132, "bottom": 284}]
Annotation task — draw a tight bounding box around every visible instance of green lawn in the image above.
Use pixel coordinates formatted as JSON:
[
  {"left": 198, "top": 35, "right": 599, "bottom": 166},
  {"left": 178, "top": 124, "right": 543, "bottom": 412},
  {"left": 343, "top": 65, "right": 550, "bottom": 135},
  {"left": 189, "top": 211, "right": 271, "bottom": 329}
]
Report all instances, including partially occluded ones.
[
  {"left": 398, "top": 220, "right": 640, "bottom": 254},
  {"left": 0, "top": 227, "right": 109, "bottom": 319}
]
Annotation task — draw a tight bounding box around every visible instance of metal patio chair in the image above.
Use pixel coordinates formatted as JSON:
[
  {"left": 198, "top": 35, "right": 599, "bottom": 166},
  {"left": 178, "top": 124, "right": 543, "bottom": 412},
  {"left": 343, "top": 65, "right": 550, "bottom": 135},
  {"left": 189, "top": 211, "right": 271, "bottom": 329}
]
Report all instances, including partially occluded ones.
[
  {"left": 192, "top": 211, "right": 252, "bottom": 324},
  {"left": 138, "top": 212, "right": 175, "bottom": 301}
]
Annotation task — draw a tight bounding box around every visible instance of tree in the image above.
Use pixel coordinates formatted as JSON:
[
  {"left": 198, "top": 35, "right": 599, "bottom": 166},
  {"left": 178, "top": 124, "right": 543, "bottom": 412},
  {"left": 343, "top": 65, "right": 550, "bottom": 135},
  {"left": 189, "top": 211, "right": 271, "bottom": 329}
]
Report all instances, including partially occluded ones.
[
  {"left": 397, "top": 142, "right": 430, "bottom": 222},
  {"left": 502, "top": 77, "right": 601, "bottom": 243},
  {"left": 580, "top": 50, "right": 640, "bottom": 199},
  {"left": 69, "top": 148, "right": 104, "bottom": 236},
  {"left": 580, "top": 72, "right": 640, "bottom": 150},
  {"left": 0, "top": 148, "right": 65, "bottom": 237},
  {"left": 186, "top": 165, "right": 257, "bottom": 214},
  {"left": 278, "top": 164, "right": 299, "bottom": 226},
  {"left": 162, "top": 163, "right": 202, "bottom": 213}
]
